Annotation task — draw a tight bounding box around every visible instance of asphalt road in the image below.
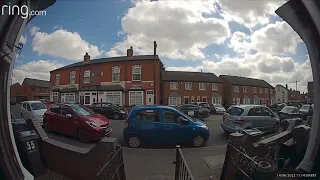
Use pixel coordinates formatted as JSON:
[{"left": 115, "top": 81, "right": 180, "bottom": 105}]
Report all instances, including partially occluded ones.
[{"left": 10, "top": 103, "right": 228, "bottom": 149}]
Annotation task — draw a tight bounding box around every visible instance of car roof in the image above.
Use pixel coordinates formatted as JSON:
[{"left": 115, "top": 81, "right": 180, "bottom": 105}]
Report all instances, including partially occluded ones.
[
  {"left": 22, "top": 100, "right": 41, "bottom": 104},
  {"left": 131, "top": 105, "right": 178, "bottom": 111},
  {"left": 230, "top": 104, "right": 265, "bottom": 109}
]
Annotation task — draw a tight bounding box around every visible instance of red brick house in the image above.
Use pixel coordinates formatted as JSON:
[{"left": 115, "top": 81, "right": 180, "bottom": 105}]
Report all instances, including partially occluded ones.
[
  {"left": 161, "top": 71, "right": 224, "bottom": 106},
  {"left": 50, "top": 47, "right": 163, "bottom": 106},
  {"left": 219, "top": 75, "right": 275, "bottom": 107},
  {"left": 11, "top": 78, "right": 50, "bottom": 102}
]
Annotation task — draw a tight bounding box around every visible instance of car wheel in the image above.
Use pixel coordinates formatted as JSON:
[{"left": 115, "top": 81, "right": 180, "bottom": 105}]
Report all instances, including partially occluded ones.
[
  {"left": 273, "top": 123, "right": 279, "bottom": 133},
  {"left": 113, "top": 113, "right": 120, "bottom": 120},
  {"left": 196, "top": 114, "right": 203, "bottom": 120},
  {"left": 192, "top": 135, "right": 205, "bottom": 147},
  {"left": 128, "top": 136, "right": 141, "bottom": 148},
  {"left": 78, "top": 128, "right": 90, "bottom": 143},
  {"left": 251, "top": 157, "right": 277, "bottom": 180},
  {"left": 43, "top": 120, "right": 51, "bottom": 132}
]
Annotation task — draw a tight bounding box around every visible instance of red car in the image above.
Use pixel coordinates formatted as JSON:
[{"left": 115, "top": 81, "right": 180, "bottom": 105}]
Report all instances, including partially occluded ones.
[
  {"left": 43, "top": 103, "right": 112, "bottom": 142},
  {"left": 39, "top": 99, "right": 51, "bottom": 108}
]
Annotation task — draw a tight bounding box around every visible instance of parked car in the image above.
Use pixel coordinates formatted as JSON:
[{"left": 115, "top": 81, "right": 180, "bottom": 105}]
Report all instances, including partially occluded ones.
[
  {"left": 175, "top": 104, "right": 209, "bottom": 120},
  {"left": 221, "top": 105, "right": 280, "bottom": 133},
  {"left": 39, "top": 99, "right": 51, "bottom": 108},
  {"left": 43, "top": 103, "right": 112, "bottom": 142},
  {"left": 21, "top": 101, "right": 47, "bottom": 126},
  {"left": 89, "top": 102, "right": 128, "bottom": 120},
  {"left": 123, "top": 105, "right": 210, "bottom": 148},
  {"left": 211, "top": 104, "right": 226, "bottom": 114},
  {"left": 10, "top": 98, "right": 16, "bottom": 105},
  {"left": 192, "top": 102, "right": 214, "bottom": 113},
  {"left": 299, "top": 104, "right": 313, "bottom": 120},
  {"left": 278, "top": 106, "right": 301, "bottom": 124}
]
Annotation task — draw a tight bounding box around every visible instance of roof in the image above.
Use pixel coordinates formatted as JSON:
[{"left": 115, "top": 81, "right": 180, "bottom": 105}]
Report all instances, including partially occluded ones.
[
  {"left": 161, "top": 71, "right": 223, "bottom": 83},
  {"left": 79, "top": 85, "right": 124, "bottom": 91},
  {"left": 219, "top": 75, "right": 273, "bottom": 88},
  {"left": 60, "top": 87, "right": 78, "bottom": 93},
  {"left": 23, "top": 78, "right": 51, "bottom": 88},
  {"left": 51, "top": 55, "right": 160, "bottom": 72},
  {"left": 276, "top": 84, "right": 289, "bottom": 90}
]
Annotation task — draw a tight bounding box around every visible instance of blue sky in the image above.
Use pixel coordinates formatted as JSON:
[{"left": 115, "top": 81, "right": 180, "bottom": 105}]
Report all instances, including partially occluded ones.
[{"left": 13, "top": 0, "right": 312, "bottom": 92}]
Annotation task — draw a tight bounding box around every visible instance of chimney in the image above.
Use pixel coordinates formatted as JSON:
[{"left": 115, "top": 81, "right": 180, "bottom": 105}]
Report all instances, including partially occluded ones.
[
  {"left": 285, "top": 84, "right": 288, "bottom": 89},
  {"left": 84, "top": 52, "right": 90, "bottom": 62},
  {"left": 127, "top": 46, "right": 133, "bottom": 58}
]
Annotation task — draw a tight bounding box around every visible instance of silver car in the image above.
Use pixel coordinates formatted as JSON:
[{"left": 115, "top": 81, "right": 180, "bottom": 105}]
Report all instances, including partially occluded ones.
[
  {"left": 21, "top": 100, "right": 47, "bottom": 126},
  {"left": 221, "top": 105, "right": 280, "bottom": 133}
]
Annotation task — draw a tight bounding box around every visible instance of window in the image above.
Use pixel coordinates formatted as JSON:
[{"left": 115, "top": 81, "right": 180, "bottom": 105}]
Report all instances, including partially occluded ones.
[
  {"left": 132, "top": 66, "right": 141, "bottom": 81},
  {"left": 106, "top": 92, "right": 121, "bottom": 106},
  {"left": 55, "top": 74, "right": 60, "bottom": 86},
  {"left": 49, "top": 106, "right": 61, "bottom": 115},
  {"left": 265, "top": 88, "right": 268, "bottom": 93},
  {"left": 253, "top": 99, "right": 260, "bottom": 105},
  {"left": 70, "top": 71, "right": 76, "bottom": 85},
  {"left": 243, "top": 98, "right": 250, "bottom": 104},
  {"left": 248, "top": 108, "right": 262, "bottom": 116},
  {"left": 243, "top": 86, "right": 247, "bottom": 93},
  {"left": 212, "top": 97, "right": 221, "bottom": 104},
  {"left": 61, "top": 107, "right": 73, "bottom": 117},
  {"left": 184, "top": 97, "right": 189, "bottom": 104},
  {"left": 53, "top": 92, "right": 59, "bottom": 102},
  {"left": 197, "top": 96, "right": 200, "bottom": 102},
  {"left": 162, "top": 110, "right": 183, "bottom": 124},
  {"left": 170, "top": 82, "right": 178, "bottom": 90},
  {"left": 253, "top": 87, "right": 257, "bottom": 93},
  {"left": 191, "top": 96, "right": 194, "bottom": 103},
  {"left": 227, "top": 107, "right": 244, "bottom": 116},
  {"left": 85, "top": 96, "right": 90, "bottom": 104},
  {"left": 185, "top": 82, "right": 192, "bottom": 90},
  {"left": 129, "top": 91, "right": 143, "bottom": 105},
  {"left": 234, "top": 86, "right": 239, "bottom": 92},
  {"left": 65, "top": 93, "right": 75, "bottom": 103},
  {"left": 261, "top": 107, "right": 273, "bottom": 116},
  {"left": 84, "top": 70, "right": 91, "bottom": 84},
  {"left": 135, "top": 110, "right": 158, "bottom": 122},
  {"left": 169, "top": 97, "right": 181, "bottom": 106},
  {"left": 202, "top": 96, "right": 207, "bottom": 102},
  {"left": 112, "top": 67, "right": 120, "bottom": 82},
  {"left": 260, "top": 88, "right": 262, "bottom": 93},
  {"left": 199, "top": 83, "right": 206, "bottom": 90},
  {"left": 212, "top": 83, "right": 218, "bottom": 90},
  {"left": 26, "top": 104, "right": 31, "bottom": 111}
]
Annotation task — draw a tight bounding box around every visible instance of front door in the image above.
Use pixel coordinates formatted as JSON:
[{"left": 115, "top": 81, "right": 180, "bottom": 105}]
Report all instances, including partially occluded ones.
[
  {"left": 146, "top": 90, "right": 154, "bottom": 105},
  {"left": 184, "top": 97, "right": 189, "bottom": 104}
]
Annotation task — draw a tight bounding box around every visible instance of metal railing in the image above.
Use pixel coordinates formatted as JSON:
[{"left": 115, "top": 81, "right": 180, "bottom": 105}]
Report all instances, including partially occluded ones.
[
  {"left": 96, "top": 146, "right": 126, "bottom": 180},
  {"left": 174, "top": 145, "right": 195, "bottom": 180}
]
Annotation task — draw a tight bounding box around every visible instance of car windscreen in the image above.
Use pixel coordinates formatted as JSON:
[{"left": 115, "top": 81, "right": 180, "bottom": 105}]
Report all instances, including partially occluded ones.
[
  {"left": 281, "top": 107, "right": 297, "bottom": 113},
  {"left": 227, "top": 107, "right": 244, "bottom": 116},
  {"left": 69, "top": 104, "right": 95, "bottom": 116},
  {"left": 30, "top": 102, "right": 47, "bottom": 110},
  {"left": 176, "top": 109, "right": 196, "bottom": 122},
  {"left": 300, "top": 105, "right": 310, "bottom": 110},
  {"left": 214, "top": 104, "right": 223, "bottom": 108},
  {"left": 199, "top": 103, "right": 210, "bottom": 107}
]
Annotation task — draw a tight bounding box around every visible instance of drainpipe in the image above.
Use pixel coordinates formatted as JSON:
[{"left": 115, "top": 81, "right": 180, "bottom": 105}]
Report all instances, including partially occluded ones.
[{"left": 276, "top": 0, "right": 320, "bottom": 172}]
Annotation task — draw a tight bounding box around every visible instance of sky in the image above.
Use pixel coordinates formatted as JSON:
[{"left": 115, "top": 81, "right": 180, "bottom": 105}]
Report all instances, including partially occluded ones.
[{"left": 13, "top": 0, "right": 313, "bottom": 93}]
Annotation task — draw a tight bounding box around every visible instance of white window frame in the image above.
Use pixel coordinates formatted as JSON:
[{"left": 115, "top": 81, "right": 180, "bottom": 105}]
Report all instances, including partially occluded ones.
[
  {"left": 52, "top": 92, "right": 59, "bottom": 102},
  {"left": 253, "top": 87, "right": 257, "bottom": 93},
  {"left": 191, "top": 96, "right": 195, "bottom": 103},
  {"left": 185, "top": 82, "right": 192, "bottom": 90},
  {"left": 112, "top": 66, "right": 120, "bottom": 82},
  {"left": 199, "top": 83, "right": 206, "bottom": 90},
  {"left": 202, "top": 96, "right": 207, "bottom": 102},
  {"left": 212, "top": 96, "right": 221, "bottom": 104},
  {"left": 253, "top": 99, "right": 260, "bottom": 105},
  {"left": 169, "top": 97, "right": 181, "bottom": 106},
  {"left": 243, "top": 98, "right": 250, "bottom": 104},
  {"left": 55, "top": 74, "right": 60, "bottom": 86},
  {"left": 84, "top": 70, "right": 91, "bottom": 84},
  {"left": 243, "top": 86, "right": 247, "bottom": 93},
  {"left": 106, "top": 91, "right": 122, "bottom": 106},
  {"left": 170, "top": 82, "right": 178, "bottom": 90},
  {"left": 62, "top": 93, "right": 75, "bottom": 103},
  {"left": 129, "top": 91, "right": 144, "bottom": 106},
  {"left": 132, "top": 66, "right": 141, "bottom": 81},
  {"left": 234, "top": 86, "right": 239, "bottom": 92},
  {"left": 197, "top": 96, "right": 200, "bottom": 102},
  {"left": 70, "top": 71, "right": 75, "bottom": 85},
  {"left": 212, "top": 83, "right": 218, "bottom": 90},
  {"left": 265, "top": 88, "right": 268, "bottom": 94}
]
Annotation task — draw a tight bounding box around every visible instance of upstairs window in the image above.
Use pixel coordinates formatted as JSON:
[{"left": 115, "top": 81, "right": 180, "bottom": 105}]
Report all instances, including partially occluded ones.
[
  {"left": 55, "top": 74, "right": 60, "bottom": 86},
  {"left": 170, "top": 82, "right": 178, "bottom": 90},
  {"left": 132, "top": 66, "right": 141, "bottom": 81},
  {"left": 70, "top": 71, "right": 76, "bottom": 85},
  {"left": 84, "top": 70, "right": 91, "bottom": 84},
  {"left": 185, "top": 82, "right": 192, "bottom": 90},
  {"left": 112, "top": 66, "right": 120, "bottom": 82},
  {"left": 199, "top": 83, "right": 206, "bottom": 90},
  {"left": 212, "top": 83, "right": 218, "bottom": 90},
  {"left": 234, "top": 86, "right": 239, "bottom": 92},
  {"left": 253, "top": 87, "right": 257, "bottom": 93},
  {"left": 243, "top": 86, "right": 247, "bottom": 93},
  {"left": 265, "top": 88, "right": 268, "bottom": 94}
]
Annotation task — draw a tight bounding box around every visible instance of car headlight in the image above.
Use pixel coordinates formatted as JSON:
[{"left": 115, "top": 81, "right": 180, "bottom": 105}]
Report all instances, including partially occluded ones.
[
  {"left": 120, "top": 110, "right": 126, "bottom": 113},
  {"left": 200, "top": 126, "right": 209, "bottom": 130},
  {"left": 85, "top": 121, "right": 100, "bottom": 128}
]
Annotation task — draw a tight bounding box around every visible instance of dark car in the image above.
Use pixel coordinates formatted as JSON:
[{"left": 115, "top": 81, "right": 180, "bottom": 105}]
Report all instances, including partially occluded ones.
[
  {"left": 278, "top": 106, "right": 301, "bottom": 124},
  {"left": 211, "top": 104, "right": 226, "bottom": 114},
  {"left": 10, "top": 98, "right": 16, "bottom": 105},
  {"left": 90, "top": 102, "right": 128, "bottom": 120},
  {"left": 175, "top": 104, "right": 209, "bottom": 120},
  {"left": 192, "top": 102, "right": 215, "bottom": 113},
  {"left": 299, "top": 104, "right": 313, "bottom": 120}
]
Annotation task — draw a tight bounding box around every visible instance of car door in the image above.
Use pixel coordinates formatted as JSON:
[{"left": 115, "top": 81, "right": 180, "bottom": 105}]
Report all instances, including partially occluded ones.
[
  {"left": 134, "top": 109, "right": 163, "bottom": 143},
  {"left": 160, "top": 109, "right": 193, "bottom": 144},
  {"left": 91, "top": 103, "right": 102, "bottom": 114},
  {"left": 261, "top": 107, "right": 276, "bottom": 130},
  {"left": 26, "top": 103, "right": 33, "bottom": 120},
  {"left": 246, "top": 107, "right": 265, "bottom": 129},
  {"left": 101, "top": 104, "right": 114, "bottom": 118},
  {"left": 59, "top": 106, "right": 79, "bottom": 136}
]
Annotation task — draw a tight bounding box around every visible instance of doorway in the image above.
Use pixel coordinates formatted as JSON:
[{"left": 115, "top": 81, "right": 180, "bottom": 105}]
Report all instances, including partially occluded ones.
[{"left": 146, "top": 90, "right": 154, "bottom": 105}]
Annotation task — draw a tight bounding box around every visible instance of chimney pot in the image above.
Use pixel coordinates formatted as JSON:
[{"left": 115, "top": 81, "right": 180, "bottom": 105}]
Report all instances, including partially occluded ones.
[
  {"left": 127, "top": 47, "right": 133, "bottom": 58},
  {"left": 84, "top": 52, "right": 90, "bottom": 62}
]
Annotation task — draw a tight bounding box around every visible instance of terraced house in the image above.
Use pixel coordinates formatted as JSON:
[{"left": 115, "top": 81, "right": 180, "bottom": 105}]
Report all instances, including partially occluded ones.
[
  {"left": 219, "top": 75, "right": 275, "bottom": 106},
  {"left": 50, "top": 47, "right": 163, "bottom": 106},
  {"left": 161, "top": 71, "right": 224, "bottom": 106}
]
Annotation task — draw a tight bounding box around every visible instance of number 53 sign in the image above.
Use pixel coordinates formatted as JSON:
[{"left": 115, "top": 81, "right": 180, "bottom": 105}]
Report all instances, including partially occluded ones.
[{"left": 26, "top": 141, "right": 35, "bottom": 151}]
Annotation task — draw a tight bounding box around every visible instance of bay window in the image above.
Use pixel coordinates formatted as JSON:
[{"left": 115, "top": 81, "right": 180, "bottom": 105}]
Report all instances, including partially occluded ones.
[
  {"left": 129, "top": 91, "right": 143, "bottom": 105},
  {"left": 169, "top": 97, "right": 181, "bottom": 106}
]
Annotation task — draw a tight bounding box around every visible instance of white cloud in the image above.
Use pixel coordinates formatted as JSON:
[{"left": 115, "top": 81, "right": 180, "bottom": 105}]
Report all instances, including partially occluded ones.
[
  {"left": 31, "top": 26, "right": 104, "bottom": 61},
  {"left": 107, "top": 0, "right": 230, "bottom": 60},
  {"left": 12, "top": 60, "right": 64, "bottom": 84},
  {"left": 19, "top": 35, "right": 27, "bottom": 44},
  {"left": 218, "top": 0, "right": 288, "bottom": 28}
]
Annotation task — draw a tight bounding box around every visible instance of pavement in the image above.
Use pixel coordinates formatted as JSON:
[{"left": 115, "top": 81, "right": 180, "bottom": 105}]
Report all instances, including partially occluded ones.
[{"left": 10, "top": 103, "right": 227, "bottom": 180}]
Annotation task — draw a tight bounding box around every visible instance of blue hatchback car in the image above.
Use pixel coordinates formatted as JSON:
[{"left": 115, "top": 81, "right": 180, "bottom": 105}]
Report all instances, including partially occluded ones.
[{"left": 123, "top": 105, "right": 210, "bottom": 148}]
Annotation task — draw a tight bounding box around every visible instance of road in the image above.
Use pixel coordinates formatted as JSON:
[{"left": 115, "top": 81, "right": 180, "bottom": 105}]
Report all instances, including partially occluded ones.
[{"left": 11, "top": 103, "right": 228, "bottom": 149}]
